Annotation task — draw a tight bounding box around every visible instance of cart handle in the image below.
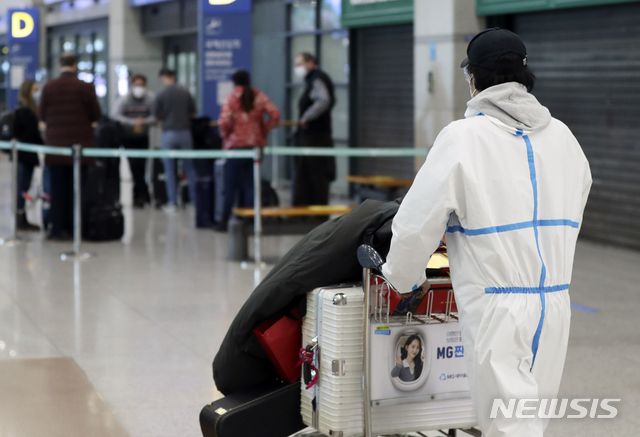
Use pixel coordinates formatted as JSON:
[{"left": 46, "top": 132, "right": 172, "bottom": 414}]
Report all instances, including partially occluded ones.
[{"left": 357, "top": 244, "right": 385, "bottom": 271}]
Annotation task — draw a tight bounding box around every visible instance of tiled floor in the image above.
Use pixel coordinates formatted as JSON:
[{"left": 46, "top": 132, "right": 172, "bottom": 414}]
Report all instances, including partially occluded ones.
[{"left": 0, "top": 160, "right": 638, "bottom": 436}]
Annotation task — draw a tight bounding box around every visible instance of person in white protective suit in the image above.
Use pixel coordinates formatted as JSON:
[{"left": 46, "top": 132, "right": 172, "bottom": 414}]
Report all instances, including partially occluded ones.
[{"left": 381, "top": 28, "right": 592, "bottom": 437}]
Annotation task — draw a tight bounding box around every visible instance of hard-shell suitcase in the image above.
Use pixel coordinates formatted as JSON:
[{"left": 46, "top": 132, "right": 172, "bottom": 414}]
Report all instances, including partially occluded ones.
[
  {"left": 199, "top": 381, "right": 305, "bottom": 437},
  {"left": 302, "top": 278, "right": 478, "bottom": 436},
  {"left": 195, "top": 177, "right": 214, "bottom": 228},
  {"left": 82, "top": 162, "right": 124, "bottom": 241},
  {"left": 214, "top": 159, "right": 226, "bottom": 223},
  {"left": 152, "top": 157, "right": 168, "bottom": 207}
]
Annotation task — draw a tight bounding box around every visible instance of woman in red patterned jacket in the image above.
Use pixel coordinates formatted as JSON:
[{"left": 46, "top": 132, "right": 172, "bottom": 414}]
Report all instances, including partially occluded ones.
[{"left": 216, "top": 70, "right": 280, "bottom": 230}]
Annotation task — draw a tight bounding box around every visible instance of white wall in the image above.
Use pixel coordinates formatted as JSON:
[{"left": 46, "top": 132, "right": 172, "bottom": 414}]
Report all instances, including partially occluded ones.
[{"left": 413, "top": 0, "right": 484, "bottom": 170}]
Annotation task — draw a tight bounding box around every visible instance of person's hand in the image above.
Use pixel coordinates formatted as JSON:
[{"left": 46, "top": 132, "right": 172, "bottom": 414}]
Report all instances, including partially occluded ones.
[
  {"left": 134, "top": 118, "right": 146, "bottom": 128},
  {"left": 299, "top": 118, "right": 308, "bottom": 129},
  {"left": 396, "top": 355, "right": 402, "bottom": 367}
]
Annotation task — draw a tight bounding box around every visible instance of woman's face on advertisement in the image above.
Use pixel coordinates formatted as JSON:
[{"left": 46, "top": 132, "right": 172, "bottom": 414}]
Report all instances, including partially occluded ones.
[{"left": 405, "top": 339, "right": 420, "bottom": 359}]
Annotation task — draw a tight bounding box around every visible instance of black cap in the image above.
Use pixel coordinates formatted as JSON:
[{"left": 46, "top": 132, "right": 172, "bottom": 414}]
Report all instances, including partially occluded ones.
[
  {"left": 158, "top": 67, "right": 176, "bottom": 77},
  {"left": 460, "top": 28, "right": 527, "bottom": 70}
]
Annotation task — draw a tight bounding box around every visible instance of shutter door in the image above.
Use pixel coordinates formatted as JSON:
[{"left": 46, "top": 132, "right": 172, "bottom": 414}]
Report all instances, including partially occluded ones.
[
  {"left": 514, "top": 3, "right": 640, "bottom": 249},
  {"left": 355, "top": 24, "right": 414, "bottom": 179}
]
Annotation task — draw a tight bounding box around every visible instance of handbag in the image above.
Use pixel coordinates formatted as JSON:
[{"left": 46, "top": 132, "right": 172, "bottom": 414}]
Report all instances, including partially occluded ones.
[{"left": 253, "top": 307, "right": 302, "bottom": 383}]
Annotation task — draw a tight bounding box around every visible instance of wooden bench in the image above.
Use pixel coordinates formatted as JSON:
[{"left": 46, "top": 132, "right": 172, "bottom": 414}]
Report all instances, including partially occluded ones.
[
  {"left": 228, "top": 205, "right": 356, "bottom": 261},
  {"left": 345, "top": 175, "right": 413, "bottom": 203}
]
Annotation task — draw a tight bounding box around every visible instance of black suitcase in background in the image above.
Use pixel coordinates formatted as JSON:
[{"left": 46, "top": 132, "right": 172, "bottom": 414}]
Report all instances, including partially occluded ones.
[
  {"left": 262, "top": 180, "right": 279, "bottom": 207},
  {"left": 83, "top": 163, "right": 124, "bottom": 241},
  {"left": 152, "top": 158, "right": 168, "bottom": 207},
  {"left": 214, "top": 159, "right": 226, "bottom": 223},
  {"left": 196, "top": 177, "right": 214, "bottom": 228},
  {"left": 84, "top": 204, "right": 124, "bottom": 241},
  {"left": 199, "top": 382, "right": 305, "bottom": 437}
]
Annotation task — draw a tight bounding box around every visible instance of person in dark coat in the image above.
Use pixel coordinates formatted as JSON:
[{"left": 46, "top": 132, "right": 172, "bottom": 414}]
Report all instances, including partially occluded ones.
[
  {"left": 292, "top": 52, "right": 336, "bottom": 206},
  {"left": 12, "top": 80, "right": 43, "bottom": 231},
  {"left": 39, "top": 53, "right": 102, "bottom": 239},
  {"left": 213, "top": 199, "right": 400, "bottom": 395}
]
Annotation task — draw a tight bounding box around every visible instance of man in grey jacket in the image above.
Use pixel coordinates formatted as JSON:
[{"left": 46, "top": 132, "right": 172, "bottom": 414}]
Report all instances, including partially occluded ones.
[
  {"left": 153, "top": 68, "right": 197, "bottom": 213},
  {"left": 112, "top": 74, "right": 155, "bottom": 207}
]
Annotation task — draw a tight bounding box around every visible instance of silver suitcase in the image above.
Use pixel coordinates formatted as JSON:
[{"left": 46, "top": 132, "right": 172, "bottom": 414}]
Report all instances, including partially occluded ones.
[{"left": 301, "top": 275, "right": 478, "bottom": 436}]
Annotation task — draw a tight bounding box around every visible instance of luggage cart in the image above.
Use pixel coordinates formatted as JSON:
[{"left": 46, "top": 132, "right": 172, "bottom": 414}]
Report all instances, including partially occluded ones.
[{"left": 299, "top": 245, "right": 480, "bottom": 437}]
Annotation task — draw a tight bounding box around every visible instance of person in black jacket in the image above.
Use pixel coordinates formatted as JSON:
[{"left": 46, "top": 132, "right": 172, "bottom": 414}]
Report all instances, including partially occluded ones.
[
  {"left": 293, "top": 53, "right": 336, "bottom": 206},
  {"left": 12, "top": 80, "right": 43, "bottom": 231}
]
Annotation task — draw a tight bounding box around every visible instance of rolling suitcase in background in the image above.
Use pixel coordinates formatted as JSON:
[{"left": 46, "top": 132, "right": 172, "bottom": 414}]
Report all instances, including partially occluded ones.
[
  {"left": 152, "top": 157, "right": 170, "bottom": 207},
  {"left": 214, "top": 159, "right": 226, "bottom": 223},
  {"left": 199, "top": 381, "right": 305, "bottom": 437},
  {"left": 300, "top": 247, "right": 479, "bottom": 437},
  {"left": 195, "top": 176, "right": 215, "bottom": 228},
  {"left": 83, "top": 161, "right": 124, "bottom": 241}
]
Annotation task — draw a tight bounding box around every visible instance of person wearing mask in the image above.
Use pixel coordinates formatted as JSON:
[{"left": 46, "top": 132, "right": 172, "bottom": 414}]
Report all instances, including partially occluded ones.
[
  {"left": 112, "top": 74, "right": 155, "bottom": 207},
  {"left": 12, "top": 80, "right": 43, "bottom": 231},
  {"left": 380, "top": 28, "right": 591, "bottom": 437},
  {"left": 216, "top": 70, "right": 280, "bottom": 231},
  {"left": 152, "top": 68, "right": 197, "bottom": 213},
  {"left": 293, "top": 52, "right": 336, "bottom": 206},
  {"left": 39, "top": 53, "right": 102, "bottom": 240}
]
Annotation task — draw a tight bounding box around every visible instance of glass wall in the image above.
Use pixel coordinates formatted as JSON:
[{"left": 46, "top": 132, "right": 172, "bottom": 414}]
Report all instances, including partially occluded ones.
[
  {"left": 47, "top": 20, "right": 109, "bottom": 113},
  {"left": 286, "top": 0, "right": 350, "bottom": 194}
]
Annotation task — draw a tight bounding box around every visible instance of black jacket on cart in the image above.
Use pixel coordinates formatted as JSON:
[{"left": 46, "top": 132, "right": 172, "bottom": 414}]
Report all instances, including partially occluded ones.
[{"left": 213, "top": 199, "right": 400, "bottom": 395}]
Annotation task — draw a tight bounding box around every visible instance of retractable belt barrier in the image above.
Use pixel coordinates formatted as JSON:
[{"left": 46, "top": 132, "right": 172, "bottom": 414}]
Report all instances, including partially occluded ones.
[{"left": 0, "top": 140, "right": 428, "bottom": 263}]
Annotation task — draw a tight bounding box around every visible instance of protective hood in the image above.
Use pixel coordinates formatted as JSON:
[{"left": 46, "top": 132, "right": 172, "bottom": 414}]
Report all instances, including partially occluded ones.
[{"left": 464, "top": 82, "right": 551, "bottom": 135}]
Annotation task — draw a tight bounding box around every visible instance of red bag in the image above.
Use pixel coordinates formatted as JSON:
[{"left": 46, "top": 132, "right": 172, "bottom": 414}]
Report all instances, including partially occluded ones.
[{"left": 253, "top": 308, "right": 302, "bottom": 383}]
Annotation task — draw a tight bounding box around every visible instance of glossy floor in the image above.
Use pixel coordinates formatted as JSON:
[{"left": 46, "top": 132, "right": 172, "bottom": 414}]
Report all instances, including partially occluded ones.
[{"left": 0, "top": 165, "right": 638, "bottom": 436}]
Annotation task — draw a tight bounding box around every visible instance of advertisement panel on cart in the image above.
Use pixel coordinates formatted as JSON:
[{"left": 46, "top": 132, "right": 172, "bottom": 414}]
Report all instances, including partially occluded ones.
[{"left": 370, "top": 321, "right": 471, "bottom": 405}]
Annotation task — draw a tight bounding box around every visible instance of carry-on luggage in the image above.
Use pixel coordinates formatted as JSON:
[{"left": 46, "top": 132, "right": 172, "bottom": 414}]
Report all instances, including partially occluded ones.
[
  {"left": 199, "top": 381, "right": 305, "bottom": 437},
  {"left": 195, "top": 176, "right": 215, "bottom": 228},
  {"left": 83, "top": 161, "right": 124, "bottom": 241},
  {"left": 214, "top": 159, "right": 226, "bottom": 223},
  {"left": 152, "top": 158, "right": 169, "bottom": 207},
  {"left": 300, "top": 246, "right": 478, "bottom": 437},
  {"left": 84, "top": 203, "right": 125, "bottom": 241}
]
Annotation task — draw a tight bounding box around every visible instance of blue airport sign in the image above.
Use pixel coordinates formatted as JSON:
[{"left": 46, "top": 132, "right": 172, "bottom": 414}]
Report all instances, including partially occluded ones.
[
  {"left": 7, "top": 8, "right": 40, "bottom": 110},
  {"left": 199, "top": 0, "right": 252, "bottom": 120}
]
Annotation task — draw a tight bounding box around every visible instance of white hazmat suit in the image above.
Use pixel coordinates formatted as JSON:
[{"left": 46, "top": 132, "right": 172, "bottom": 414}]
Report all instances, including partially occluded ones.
[{"left": 382, "top": 82, "right": 592, "bottom": 437}]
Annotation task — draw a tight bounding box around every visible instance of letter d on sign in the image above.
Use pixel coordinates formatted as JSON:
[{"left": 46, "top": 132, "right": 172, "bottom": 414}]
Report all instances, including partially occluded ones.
[{"left": 11, "top": 12, "right": 34, "bottom": 38}]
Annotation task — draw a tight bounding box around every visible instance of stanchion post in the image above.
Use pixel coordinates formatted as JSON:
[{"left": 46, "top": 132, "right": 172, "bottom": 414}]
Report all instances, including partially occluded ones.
[
  {"left": 61, "top": 144, "right": 94, "bottom": 261},
  {"left": 0, "top": 139, "right": 23, "bottom": 246},
  {"left": 10, "top": 139, "right": 18, "bottom": 238},
  {"left": 253, "top": 147, "right": 263, "bottom": 266}
]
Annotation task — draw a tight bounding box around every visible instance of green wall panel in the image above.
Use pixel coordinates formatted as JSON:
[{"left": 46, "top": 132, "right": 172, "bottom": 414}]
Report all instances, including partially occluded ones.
[
  {"left": 477, "top": 0, "right": 640, "bottom": 16},
  {"left": 341, "top": 0, "right": 413, "bottom": 28}
]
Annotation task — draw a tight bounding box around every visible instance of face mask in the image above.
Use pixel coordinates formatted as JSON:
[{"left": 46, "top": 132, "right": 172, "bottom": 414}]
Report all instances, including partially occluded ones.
[
  {"left": 32, "top": 91, "right": 41, "bottom": 103},
  {"left": 132, "top": 86, "right": 146, "bottom": 99},
  {"left": 463, "top": 68, "right": 477, "bottom": 99},
  {"left": 469, "top": 83, "right": 478, "bottom": 99},
  {"left": 294, "top": 66, "right": 307, "bottom": 79}
]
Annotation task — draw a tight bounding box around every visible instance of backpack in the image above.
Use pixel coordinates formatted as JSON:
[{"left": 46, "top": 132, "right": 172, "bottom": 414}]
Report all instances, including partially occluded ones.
[{"left": 0, "top": 110, "right": 15, "bottom": 142}]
